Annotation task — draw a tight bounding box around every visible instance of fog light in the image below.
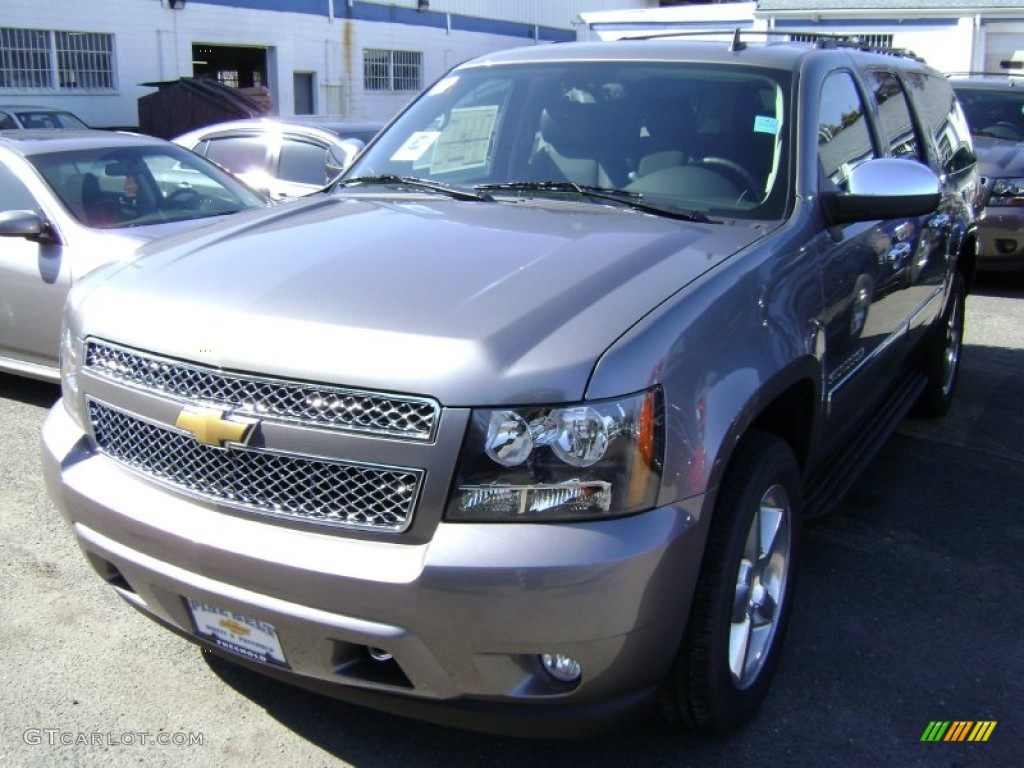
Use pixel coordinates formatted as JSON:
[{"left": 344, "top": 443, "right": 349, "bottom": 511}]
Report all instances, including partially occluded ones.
[
  {"left": 367, "top": 647, "right": 393, "bottom": 662},
  {"left": 540, "top": 653, "right": 582, "bottom": 683},
  {"left": 996, "top": 238, "right": 1019, "bottom": 255}
]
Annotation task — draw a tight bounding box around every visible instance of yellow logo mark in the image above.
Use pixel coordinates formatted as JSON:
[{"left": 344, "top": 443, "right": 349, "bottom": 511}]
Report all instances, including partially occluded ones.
[
  {"left": 218, "top": 619, "right": 252, "bottom": 637},
  {"left": 175, "top": 407, "right": 255, "bottom": 447}
]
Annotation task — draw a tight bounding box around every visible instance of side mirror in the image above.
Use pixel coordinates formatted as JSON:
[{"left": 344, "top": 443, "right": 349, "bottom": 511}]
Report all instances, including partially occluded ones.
[
  {"left": 0, "top": 209, "right": 54, "bottom": 242},
  {"left": 824, "top": 158, "right": 941, "bottom": 225},
  {"left": 326, "top": 139, "right": 366, "bottom": 182}
]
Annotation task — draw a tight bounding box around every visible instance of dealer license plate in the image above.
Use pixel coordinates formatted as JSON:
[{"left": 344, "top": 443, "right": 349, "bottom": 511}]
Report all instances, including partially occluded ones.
[{"left": 185, "top": 598, "right": 288, "bottom": 667}]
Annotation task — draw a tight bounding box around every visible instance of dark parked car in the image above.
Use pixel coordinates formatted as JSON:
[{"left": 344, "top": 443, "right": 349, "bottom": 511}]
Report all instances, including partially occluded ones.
[
  {"left": 43, "top": 36, "right": 976, "bottom": 738},
  {"left": 0, "top": 130, "right": 268, "bottom": 381},
  {"left": 950, "top": 74, "right": 1024, "bottom": 271},
  {"left": 174, "top": 117, "right": 384, "bottom": 199},
  {"left": 0, "top": 104, "right": 89, "bottom": 130}
]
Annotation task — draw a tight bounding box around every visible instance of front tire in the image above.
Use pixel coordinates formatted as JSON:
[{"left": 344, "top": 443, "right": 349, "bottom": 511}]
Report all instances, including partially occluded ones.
[
  {"left": 660, "top": 431, "right": 801, "bottom": 734},
  {"left": 913, "top": 272, "right": 965, "bottom": 418}
]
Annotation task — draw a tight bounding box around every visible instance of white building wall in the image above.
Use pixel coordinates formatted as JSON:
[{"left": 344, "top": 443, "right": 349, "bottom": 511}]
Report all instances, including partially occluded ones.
[
  {"left": 1, "top": 0, "right": 651, "bottom": 130},
  {"left": 888, "top": 22, "right": 975, "bottom": 74},
  {"left": 579, "top": 3, "right": 762, "bottom": 42}
]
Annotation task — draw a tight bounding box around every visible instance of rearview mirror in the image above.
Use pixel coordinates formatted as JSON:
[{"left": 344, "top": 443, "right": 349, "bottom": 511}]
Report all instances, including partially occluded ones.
[{"left": 105, "top": 161, "right": 129, "bottom": 177}]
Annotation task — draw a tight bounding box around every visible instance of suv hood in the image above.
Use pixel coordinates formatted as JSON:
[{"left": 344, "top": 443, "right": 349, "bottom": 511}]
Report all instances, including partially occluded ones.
[
  {"left": 972, "top": 136, "right": 1024, "bottom": 204},
  {"left": 71, "top": 195, "right": 766, "bottom": 405}
]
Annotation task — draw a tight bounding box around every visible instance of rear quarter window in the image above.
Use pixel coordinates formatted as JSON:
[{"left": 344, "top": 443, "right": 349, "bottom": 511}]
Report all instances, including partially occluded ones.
[
  {"left": 867, "top": 69, "right": 922, "bottom": 161},
  {"left": 904, "top": 73, "right": 974, "bottom": 174}
]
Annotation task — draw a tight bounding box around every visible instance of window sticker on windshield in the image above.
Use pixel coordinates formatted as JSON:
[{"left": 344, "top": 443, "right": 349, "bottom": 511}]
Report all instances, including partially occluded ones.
[
  {"left": 754, "top": 115, "right": 779, "bottom": 135},
  {"left": 391, "top": 131, "right": 440, "bottom": 163},
  {"left": 429, "top": 75, "right": 459, "bottom": 96},
  {"left": 430, "top": 105, "right": 499, "bottom": 174}
]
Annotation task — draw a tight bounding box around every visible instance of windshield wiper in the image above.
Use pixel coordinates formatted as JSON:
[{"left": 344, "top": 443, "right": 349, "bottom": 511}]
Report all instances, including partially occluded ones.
[
  {"left": 476, "top": 181, "right": 717, "bottom": 223},
  {"left": 335, "top": 174, "right": 493, "bottom": 202}
]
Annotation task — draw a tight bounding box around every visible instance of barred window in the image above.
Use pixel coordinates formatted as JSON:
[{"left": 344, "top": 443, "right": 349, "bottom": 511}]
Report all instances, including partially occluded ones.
[
  {"left": 790, "top": 33, "right": 894, "bottom": 50},
  {"left": 1, "top": 26, "right": 114, "bottom": 90},
  {"left": 364, "top": 49, "right": 422, "bottom": 92},
  {"left": 56, "top": 32, "right": 114, "bottom": 89}
]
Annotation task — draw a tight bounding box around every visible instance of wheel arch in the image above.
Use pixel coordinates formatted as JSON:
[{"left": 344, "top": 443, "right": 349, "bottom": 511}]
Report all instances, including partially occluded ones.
[
  {"left": 705, "top": 363, "right": 820, "bottom": 502},
  {"left": 957, "top": 226, "right": 978, "bottom": 295}
]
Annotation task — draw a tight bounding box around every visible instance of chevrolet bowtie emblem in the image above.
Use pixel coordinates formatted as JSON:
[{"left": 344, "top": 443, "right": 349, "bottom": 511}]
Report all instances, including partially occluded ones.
[
  {"left": 175, "top": 407, "right": 256, "bottom": 447},
  {"left": 217, "top": 618, "right": 252, "bottom": 637}
]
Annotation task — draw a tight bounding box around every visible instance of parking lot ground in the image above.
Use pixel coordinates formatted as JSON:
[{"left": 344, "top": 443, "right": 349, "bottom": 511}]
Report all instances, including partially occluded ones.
[{"left": 1, "top": 275, "right": 1020, "bottom": 767}]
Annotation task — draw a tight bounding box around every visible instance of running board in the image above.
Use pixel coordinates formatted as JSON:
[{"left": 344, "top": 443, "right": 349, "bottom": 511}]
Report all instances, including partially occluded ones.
[{"left": 804, "top": 370, "right": 927, "bottom": 520}]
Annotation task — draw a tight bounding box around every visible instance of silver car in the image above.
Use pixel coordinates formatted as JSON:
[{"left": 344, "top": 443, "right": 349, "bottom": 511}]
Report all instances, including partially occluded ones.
[
  {"left": 174, "top": 117, "right": 384, "bottom": 199},
  {"left": 0, "top": 130, "right": 268, "bottom": 381},
  {"left": 0, "top": 104, "right": 89, "bottom": 130}
]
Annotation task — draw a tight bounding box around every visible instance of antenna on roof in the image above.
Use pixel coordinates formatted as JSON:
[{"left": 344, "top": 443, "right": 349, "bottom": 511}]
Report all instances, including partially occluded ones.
[{"left": 729, "top": 28, "right": 746, "bottom": 52}]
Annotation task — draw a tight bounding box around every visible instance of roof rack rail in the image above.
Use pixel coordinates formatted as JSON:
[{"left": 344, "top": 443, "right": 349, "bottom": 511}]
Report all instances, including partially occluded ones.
[
  {"left": 809, "top": 33, "right": 924, "bottom": 62},
  {"left": 945, "top": 70, "right": 1024, "bottom": 79},
  {"left": 614, "top": 27, "right": 925, "bottom": 62}
]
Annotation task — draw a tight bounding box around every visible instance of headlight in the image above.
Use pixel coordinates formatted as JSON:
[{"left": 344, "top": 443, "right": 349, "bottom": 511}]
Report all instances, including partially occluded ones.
[
  {"left": 446, "top": 388, "right": 664, "bottom": 522},
  {"left": 59, "top": 326, "right": 86, "bottom": 428},
  {"left": 988, "top": 177, "right": 1024, "bottom": 206}
]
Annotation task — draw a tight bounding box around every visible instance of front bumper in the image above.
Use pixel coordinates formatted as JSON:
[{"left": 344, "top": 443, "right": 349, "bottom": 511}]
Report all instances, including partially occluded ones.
[
  {"left": 977, "top": 207, "right": 1024, "bottom": 271},
  {"left": 41, "top": 402, "right": 707, "bottom": 737}
]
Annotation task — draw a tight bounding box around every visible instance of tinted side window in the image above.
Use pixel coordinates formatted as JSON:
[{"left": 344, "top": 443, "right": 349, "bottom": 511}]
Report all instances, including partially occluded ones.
[
  {"left": 0, "top": 112, "right": 17, "bottom": 130},
  {"left": 203, "top": 136, "right": 268, "bottom": 174},
  {"left": 0, "top": 160, "right": 40, "bottom": 211},
  {"left": 868, "top": 70, "right": 921, "bottom": 160},
  {"left": 818, "top": 71, "right": 877, "bottom": 188},
  {"left": 905, "top": 73, "right": 974, "bottom": 174},
  {"left": 278, "top": 138, "right": 329, "bottom": 184}
]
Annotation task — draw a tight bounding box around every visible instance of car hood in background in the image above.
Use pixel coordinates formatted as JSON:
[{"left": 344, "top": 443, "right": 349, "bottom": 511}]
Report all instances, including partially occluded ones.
[
  {"left": 70, "top": 195, "right": 767, "bottom": 405},
  {"left": 972, "top": 136, "right": 1024, "bottom": 204},
  {"left": 67, "top": 215, "right": 242, "bottom": 279}
]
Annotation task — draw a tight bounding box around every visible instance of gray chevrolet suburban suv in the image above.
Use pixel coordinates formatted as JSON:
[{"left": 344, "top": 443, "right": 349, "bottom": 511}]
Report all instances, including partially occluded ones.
[{"left": 42, "top": 35, "right": 978, "bottom": 737}]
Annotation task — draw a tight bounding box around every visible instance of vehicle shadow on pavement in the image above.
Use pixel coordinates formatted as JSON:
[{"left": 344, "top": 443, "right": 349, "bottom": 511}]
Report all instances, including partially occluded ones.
[
  {"left": 0, "top": 374, "right": 60, "bottom": 408},
  {"left": 971, "top": 271, "right": 1024, "bottom": 298},
  {"left": 202, "top": 652, "right": 688, "bottom": 765}
]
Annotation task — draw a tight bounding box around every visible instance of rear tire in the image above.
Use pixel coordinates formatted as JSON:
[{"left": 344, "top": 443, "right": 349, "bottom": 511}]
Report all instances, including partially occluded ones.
[
  {"left": 913, "top": 272, "right": 965, "bottom": 418},
  {"left": 660, "top": 431, "right": 801, "bottom": 734}
]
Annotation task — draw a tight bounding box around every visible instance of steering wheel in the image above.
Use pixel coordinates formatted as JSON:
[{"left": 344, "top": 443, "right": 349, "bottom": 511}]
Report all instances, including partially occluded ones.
[
  {"left": 696, "top": 157, "right": 761, "bottom": 200},
  {"left": 165, "top": 186, "right": 202, "bottom": 209}
]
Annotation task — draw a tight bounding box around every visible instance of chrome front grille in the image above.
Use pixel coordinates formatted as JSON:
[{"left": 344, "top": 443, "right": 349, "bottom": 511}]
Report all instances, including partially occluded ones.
[
  {"left": 84, "top": 340, "right": 439, "bottom": 441},
  {"left": 89, "top": 400, "right": 422, "bottom": 531}
]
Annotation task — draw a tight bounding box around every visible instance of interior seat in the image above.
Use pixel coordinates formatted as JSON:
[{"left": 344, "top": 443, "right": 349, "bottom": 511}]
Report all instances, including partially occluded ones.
[
  {"left": 527, "top": 99, "right": 633, "bottom": 188},
  {"left": 81, "top": 172, "right": 122, "bottom": 227}
]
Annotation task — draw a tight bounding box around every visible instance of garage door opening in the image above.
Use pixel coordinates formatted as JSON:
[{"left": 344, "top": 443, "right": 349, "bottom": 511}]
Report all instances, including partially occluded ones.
[{"left": 192, "top": 44, "right": 267, "bottom": 89}]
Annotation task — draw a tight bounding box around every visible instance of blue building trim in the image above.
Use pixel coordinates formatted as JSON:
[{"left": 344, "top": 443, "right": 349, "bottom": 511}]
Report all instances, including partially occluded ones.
[
  {"left": 193, "top": 0, "right": 326, "bottom": 13},
  {"left": 188, "top": 0, "right": 575, "bottom": 41}
]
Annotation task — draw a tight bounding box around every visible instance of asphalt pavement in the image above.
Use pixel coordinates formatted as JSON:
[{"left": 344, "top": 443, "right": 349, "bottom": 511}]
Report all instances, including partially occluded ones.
[{"left": 0, "top": 275, "right": 1020, "bottom": 767}]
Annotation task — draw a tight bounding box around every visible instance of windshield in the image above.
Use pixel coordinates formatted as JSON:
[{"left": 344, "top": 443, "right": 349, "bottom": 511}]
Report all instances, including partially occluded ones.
[
  {"left": 29, "top": 143, "right": 268, "bottom": 229},
  {"left": 952, "top": 84, "right": 1024, "bottom": 142},
  {"left": 344, "top": 61, "right": 792, "bottom": 220}
]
